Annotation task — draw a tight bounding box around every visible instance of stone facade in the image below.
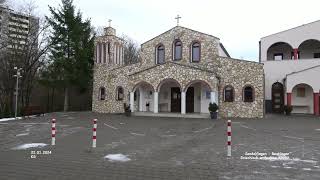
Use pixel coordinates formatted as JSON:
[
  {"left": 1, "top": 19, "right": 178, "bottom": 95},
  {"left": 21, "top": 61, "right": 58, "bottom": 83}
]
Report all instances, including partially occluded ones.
[{"left": 92, "top": 25, "right": 264, "bottom": 118}]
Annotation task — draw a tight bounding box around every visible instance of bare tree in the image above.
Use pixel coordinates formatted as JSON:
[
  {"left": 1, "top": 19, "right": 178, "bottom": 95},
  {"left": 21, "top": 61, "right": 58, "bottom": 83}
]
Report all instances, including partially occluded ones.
[
  {"left": 121, "top": 35, "right": 140, "bottom": 65},
  {"left": 95, "top": 26, "right": 104, "bottom": 37},
  {"left": 0, "top": 2, "right": 51, "bottom": 117}
]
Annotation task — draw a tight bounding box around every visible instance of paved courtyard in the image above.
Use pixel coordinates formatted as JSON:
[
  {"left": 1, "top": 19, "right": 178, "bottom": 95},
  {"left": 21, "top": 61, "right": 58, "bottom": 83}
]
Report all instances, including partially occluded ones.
[{"left": 0, "top": 112, "right": 319, "bottom": 180}]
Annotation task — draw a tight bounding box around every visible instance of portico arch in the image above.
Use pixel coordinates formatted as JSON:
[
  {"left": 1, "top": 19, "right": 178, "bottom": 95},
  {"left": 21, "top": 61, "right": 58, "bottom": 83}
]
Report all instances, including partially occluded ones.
[
  {"left": 156, "top": 78, "right": 182, "bottom": 92},
  {"left": 290, "top": 83, "right": 314, "bottom": 114},
  {"left": 156, "top": 78, "right": 182, "bottom": 113},
  {"left": 183, "top": 80, "right": 215, "bottom": 114},
  {"left": 131, "top": 81, "right": 155, "bottom": 112}
]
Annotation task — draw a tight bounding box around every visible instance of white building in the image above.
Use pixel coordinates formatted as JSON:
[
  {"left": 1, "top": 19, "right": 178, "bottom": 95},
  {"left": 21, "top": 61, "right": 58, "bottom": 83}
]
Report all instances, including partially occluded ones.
[{"left": 260, "top": 20, "right": 320, "bottom": 116}]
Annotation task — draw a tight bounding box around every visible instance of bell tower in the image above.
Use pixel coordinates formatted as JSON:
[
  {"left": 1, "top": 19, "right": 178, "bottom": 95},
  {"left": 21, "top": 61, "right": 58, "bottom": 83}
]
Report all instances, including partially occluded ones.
[{"left": 94, "top": 20, "right": 124, "bottom": 66}]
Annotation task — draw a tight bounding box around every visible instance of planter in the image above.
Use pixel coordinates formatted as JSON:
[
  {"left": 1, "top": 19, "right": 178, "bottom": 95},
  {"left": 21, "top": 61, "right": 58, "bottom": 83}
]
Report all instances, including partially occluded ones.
[
  {"left": 125, "top": 111, "right": 131, "bottom": 117},
  {"left": 284, "top": 105, "right": 292, "bottom": 116},
  {"left": 210, "top": 112, "right": 218, "bottom": 119}
]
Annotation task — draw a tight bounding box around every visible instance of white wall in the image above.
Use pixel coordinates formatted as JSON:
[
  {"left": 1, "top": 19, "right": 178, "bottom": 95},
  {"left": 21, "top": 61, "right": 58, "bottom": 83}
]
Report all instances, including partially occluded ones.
[
  {"left": 264, "top": 59, "right": 320, "bottom": 100},
  {"left": 261, "top": 20, "right": 320, "bottom": 62},
  {"left": 200, "top": 84, "right": 211, "bottom": 113},
  {"left": 286, "top": 65, "right": 320, "bottom": 93},
  {"left": 291, "top": 85, "right": 314, "bottom": 114},
  {"left": 135, "top": 85, "right": 154, "bottom": 112},
  {"left": 158, "top": 82, "right": 179, "bottom": 112}
]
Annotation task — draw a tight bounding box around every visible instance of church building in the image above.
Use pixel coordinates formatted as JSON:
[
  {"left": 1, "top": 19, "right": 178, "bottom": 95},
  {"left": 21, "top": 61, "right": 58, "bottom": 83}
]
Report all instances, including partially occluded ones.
[{"left": 92, "top": 20, "right": 264, "bottom": 118}]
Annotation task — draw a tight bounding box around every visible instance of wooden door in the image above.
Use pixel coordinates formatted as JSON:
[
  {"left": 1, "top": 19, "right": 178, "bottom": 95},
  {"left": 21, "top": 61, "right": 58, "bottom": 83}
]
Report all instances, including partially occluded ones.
[
  {"left": 171, "top": 87, "right": 181, "bottom": 112},
  {"left": 186, "top": 87, "right": 194, "bottom": 113},
  {"left": 272, "top": 83, "right": 284, "bottom": 113}
]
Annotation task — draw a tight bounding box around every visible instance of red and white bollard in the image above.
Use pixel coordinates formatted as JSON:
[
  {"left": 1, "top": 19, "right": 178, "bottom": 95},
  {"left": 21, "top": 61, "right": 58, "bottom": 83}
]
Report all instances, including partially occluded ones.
[
  {"left": 92, "top": 119, "right": 97, "bottom": 148},
  {"left": 227, "top": 120, "right": 231, "bottom": 157},
  {"left": 51, "top": 119, "right": 56, "bottom": 145}
]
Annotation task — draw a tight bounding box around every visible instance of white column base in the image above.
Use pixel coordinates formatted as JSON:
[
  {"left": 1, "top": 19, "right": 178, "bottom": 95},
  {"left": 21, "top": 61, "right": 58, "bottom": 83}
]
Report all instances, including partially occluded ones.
[
  {"left": 181, "top": 91, "right": 186, "bottom": 114},
  {"left": 210, "top": 91, "right": 216, "bottom": 104},
  {"left": 154, "top": 92, "right": 158, "bottom": 113},
  {"left": 139, "top": 88, "right": 144, "bottom": 112},
  {"left": 130, "top": 92, "right": 134, "bottom": 112}
]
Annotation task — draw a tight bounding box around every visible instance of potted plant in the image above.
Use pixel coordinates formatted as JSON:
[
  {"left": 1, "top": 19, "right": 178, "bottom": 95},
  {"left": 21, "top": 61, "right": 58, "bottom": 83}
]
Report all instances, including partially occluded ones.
[
  {"left": 284, "top": 105, "right": 293, "bottom": 115},
  {"left": 123, "top": 103, "right": 131, "bottom": 117},
  {"left": 208, "top": 102, "right": 219, "bottom": 119}
]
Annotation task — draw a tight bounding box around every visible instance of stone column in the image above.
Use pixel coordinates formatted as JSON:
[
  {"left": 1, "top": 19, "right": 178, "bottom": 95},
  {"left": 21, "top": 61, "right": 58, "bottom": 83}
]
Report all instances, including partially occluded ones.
[
  {"left": 104, "top": 43, "right": 107, "bottom": 63},
  {"left": 102, "top": 43, "right": 105, "bottom": 64},
  {"left": 96, "top": 43, "right": 100, "bottom": 63},
  {"left": 105, "top": 43, "right": 109, "bottom": 64},
  {"left": 130, "top": 92, "right": 134, "bottom": 112},
  {"left": 154, "top": 92, "right": 158, "bottom": 113},
  {"left": 99, "top": 43, "right": 102, "bottom": 63},
  {"left": 181, "top": 91, "right": 186, "bottom": 114},
  {"left": 293, "top": 48, "right": 299, "bottom": 60},
  {"left": 113, "top": 44, "right": 117, "bottom": 64},
  {"left": 314, "top": 93, "right": 319, "bottom": 116},
  {"left": 118, "top": 46, "right": 121, "bottom": 64},
  {"left": 139, "top": 88, "right": 144, "bottom": 112},
  {"left": 286, "top": 93, "right": 292, "bottom": 106},
  {"left": 122, "top": 47, "right": 124, "bottom": 65}
]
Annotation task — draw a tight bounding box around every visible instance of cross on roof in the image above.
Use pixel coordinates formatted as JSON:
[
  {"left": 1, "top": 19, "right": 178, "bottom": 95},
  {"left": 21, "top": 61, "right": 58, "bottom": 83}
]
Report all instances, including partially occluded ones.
[
  {"left": 175, "top": 15, "right": 181, "bottom": 26},
  {"left": 108, "top": 19, "right": 112, "bottom": 27}
]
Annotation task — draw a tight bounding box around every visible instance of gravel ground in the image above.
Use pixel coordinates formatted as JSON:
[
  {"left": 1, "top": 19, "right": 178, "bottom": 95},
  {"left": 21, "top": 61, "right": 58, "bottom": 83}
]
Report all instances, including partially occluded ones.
[{"left": 0, "top": 112, "right": 319, "bottom": 180}]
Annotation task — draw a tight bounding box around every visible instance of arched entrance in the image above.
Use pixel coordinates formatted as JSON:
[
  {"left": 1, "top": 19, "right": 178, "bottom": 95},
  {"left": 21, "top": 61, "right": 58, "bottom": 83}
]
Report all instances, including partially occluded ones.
[
  {"left": 132, "top": 81, "right": 154, "bottom": 112},
  {"left": 184, "top": 80, "right": 213, "bottom": 113},
  {"left": 291, "top": 83, "right": 314, "bottom": 114},
  {"left": 272, "top": 82, "right": 284, "bottom": 113},
  {"left": 157, "top": 79, "right": 182, "bottom": 113}
]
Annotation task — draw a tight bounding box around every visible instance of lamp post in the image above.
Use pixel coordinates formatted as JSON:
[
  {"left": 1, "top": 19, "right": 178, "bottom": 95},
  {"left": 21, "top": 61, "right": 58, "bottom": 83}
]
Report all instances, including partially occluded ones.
[{"left": 13, "top": 67, "right": 22, "bottom": 119}]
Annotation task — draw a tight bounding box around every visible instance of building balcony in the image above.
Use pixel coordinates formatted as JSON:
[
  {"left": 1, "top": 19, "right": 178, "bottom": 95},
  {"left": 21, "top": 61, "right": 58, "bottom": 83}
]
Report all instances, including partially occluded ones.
[{"left": 264, "top": 39, "right": 320, "bottom": 62}]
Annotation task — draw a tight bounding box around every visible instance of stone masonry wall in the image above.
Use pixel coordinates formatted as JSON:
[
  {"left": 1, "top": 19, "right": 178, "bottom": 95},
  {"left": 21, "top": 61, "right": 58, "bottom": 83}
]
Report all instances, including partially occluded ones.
[
  {"left": 128, "top": 62, "right": 218, "bottom": 92},
  {"left": 215, "top": 57, "right": 264, "bottom": 118},
  {"left": 140, "top": 26, "right": 220, "bottom": 66},
  {"left": 92, "top": 63, "right": 142, "bottom": 113}
]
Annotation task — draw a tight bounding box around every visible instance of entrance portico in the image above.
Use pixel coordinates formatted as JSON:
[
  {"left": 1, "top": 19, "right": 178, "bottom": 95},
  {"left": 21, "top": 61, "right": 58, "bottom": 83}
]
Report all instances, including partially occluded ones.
[
  {"left": 130, "top": 78, "right": 217, "bottom": 115},
  {"left": 128, "top": 61, "right": 219, "bottom": 116}
]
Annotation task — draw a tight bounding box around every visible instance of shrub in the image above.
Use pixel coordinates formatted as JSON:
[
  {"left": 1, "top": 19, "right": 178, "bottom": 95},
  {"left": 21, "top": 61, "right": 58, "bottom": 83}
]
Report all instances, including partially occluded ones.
[{"left": 208, "top": 102, "right": 219, "bottom": 113}]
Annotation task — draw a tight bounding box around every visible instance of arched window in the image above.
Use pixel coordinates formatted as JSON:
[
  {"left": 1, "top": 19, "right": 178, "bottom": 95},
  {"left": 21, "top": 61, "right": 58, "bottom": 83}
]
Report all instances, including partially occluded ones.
[
  {"left": 191, "top": 42, "right": 200, "bottom": 62},
  {"left": 99, "top": 87, "right": 106, "bottom": 100},
  {"left": 224, "top": 85, "right": 234, "bottom": 102},
  {"left": 243, "top": 86, "right": 254, "bottom": 102},
  {"left": 116, "top": 86, "right": 124, "bottom": 101},
  {"left": 156, "top": 44, "right": 165, "bottom": 64},
  {"left": 173, "top": 40, "right": 182, "bottom": 60}
]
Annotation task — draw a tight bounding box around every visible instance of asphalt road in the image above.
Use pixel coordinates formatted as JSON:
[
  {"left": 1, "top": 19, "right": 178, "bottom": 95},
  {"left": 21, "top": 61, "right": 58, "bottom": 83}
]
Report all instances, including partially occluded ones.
[{"left": 0, "top": 112, "right": 319, "bottom": 180}]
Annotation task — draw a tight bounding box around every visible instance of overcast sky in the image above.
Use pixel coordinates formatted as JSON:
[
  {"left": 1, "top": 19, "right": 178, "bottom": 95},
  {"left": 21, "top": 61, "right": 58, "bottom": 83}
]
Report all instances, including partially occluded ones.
[{"left": 10, "top": 0, "right": 320, "bottom": 61}]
